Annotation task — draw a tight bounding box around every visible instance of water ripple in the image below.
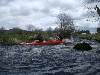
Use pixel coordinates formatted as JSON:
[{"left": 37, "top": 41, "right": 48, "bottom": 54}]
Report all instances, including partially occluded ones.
[{"left": 0, "top": 38, "right": 100, "bottom": 75}]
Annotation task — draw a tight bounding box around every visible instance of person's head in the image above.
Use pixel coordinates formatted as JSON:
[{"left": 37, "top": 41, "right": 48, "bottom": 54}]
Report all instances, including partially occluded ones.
[
  {"left": 57, "top": 32, "right": 60, "bottom": 36},
  {"left": 38, "top": 32, "right": 41, "bottom": 35},
  {"left": 96, "top": 5, "right": 97, "bottom": 8}
]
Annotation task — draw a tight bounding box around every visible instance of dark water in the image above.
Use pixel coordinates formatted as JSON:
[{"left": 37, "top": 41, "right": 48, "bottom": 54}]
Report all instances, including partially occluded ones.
[{"left": 0, "top": 38, "right": 100, "bottom": 75}]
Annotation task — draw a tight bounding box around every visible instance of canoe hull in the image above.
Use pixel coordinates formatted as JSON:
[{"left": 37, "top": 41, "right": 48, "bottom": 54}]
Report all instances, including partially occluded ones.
[{"left": 22, "top": 40, "right": 63, "bottom": 45}]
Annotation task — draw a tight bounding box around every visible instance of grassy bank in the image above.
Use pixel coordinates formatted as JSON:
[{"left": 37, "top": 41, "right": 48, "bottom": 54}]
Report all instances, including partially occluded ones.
[
  {"left": 73, "top": 34, "right": 100, "bottom": 42},
  {"left": 0, "top": 33, "right": 55, "bottom": 45},
  {"left": 1, "top": 33, "right": 100, "bottom": 45}
]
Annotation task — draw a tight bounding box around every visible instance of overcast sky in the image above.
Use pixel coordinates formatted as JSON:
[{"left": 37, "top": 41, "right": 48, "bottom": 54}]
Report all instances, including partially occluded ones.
[{"left": 0, "top": 0, "right": 100, "bottom": 33}]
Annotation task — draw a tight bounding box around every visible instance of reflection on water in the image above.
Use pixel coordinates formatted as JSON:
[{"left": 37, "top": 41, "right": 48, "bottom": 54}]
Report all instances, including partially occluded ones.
[{"left": 0, "top": 38, "right": 100, "bottom": 75}]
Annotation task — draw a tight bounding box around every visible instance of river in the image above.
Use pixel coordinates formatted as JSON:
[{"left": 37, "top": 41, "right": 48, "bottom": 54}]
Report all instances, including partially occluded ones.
[{"left": 0, "top": 38, "right": 100, "bottom": 75}]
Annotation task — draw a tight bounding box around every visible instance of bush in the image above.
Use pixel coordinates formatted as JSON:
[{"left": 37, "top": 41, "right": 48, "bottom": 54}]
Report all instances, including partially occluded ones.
[
  {"left": 73, "top": 42, "right": 92, "bottom": 51},
  {"left": 0, "top": 35, "right": 9, "bottom": 44}
]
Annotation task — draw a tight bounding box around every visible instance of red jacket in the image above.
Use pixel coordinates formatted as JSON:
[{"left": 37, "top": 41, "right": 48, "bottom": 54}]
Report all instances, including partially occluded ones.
[{"left": 56, "top": 34, "right": 62, "bottom": 40}]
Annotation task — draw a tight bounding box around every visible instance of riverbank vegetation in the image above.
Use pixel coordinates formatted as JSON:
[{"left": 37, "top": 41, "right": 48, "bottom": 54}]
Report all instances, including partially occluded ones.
[
  {"left": 0, "top": 13, "right": 100, "bottom": 45},
  {"left": 0, "top": 32, "right": 55, "bottom": 45},
  {"left": 0, "top": 27, "right": 56, "bottom": 45},
  {"left": 1, "top": 31, "right": 100, "bottom": 45},
  {"left": 0, "top": 26, "right": 100, "bottom": 45},
  {"left": 73, "top": 34, "right": 100, "bottom": 42}
]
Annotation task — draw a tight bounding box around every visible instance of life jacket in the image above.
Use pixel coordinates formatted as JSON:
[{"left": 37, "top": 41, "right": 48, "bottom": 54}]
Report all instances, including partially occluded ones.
[
  {"left": 37, "top": 35, "right": 43, "bottom": 42},
  {"left": 56, "top": 34, "right": 62, "bottom": 40}
]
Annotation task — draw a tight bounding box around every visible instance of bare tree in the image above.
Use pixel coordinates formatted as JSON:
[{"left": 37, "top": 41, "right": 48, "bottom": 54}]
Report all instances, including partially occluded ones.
[
  {"left": 26, "top": 24, "right": 35, "bottom": 31},
  {"left": 0, "top": 27, "right": 6, "bottom": 30},
  {"left": 94, "top": 5, "right": 100, "bottom": 16},
  {"left": 53, "top": 27, "right": 59, "bottom": 33},
  {"left": 56, "top": 13, "right": 75, "bottom": 38},
  {"left": 46, "top": 27, "right": 52, "bottom": 34},
  {"left": 0, "top": 27, "right": 6, "bottom": 35}
]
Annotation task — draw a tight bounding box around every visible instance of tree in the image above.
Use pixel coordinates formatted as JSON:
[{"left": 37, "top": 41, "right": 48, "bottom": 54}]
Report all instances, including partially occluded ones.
[
  {"left": 95, "top": 5, "right": 100, "bottom": 16},
  {"left": 73, "top": 26, "right": 82, "bottom": 36},
  {"left": 53, "top": 27, "right": 59, "bottom": 33},
  {"left": 56, "top": 13, "right": 75, "bottom": 38},
  {"left": 97, "top": 27, "right": 100, "bottom": 34},
  {"left": 0, "top": 27, "right": 6, "bottom": 35},
  {"left": 12, "top": 27, "right": 23, "bottom": 35},
  {"left": 26, "top": 24, "right": 35, "bottom": 31},
  {"left": 46, "top": 27, "right": 52, "bottom": 34},
  {"left": 33, "top": 28, "right": 45, "bottom": 34},
  {"left": 0, "top": 27, "right": 6, "bottom": 30}
]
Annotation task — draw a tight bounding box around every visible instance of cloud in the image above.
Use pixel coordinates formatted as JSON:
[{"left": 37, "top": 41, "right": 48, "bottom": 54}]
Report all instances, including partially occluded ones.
[
  {"left": 34, "top": 16, "right": 57, "bottom": 30},
  {"left": 0, "top": 0, "right": 99, "bottom": 33},
  {"left": 10, "top": 6, "right": 31, "bottom": 16},
  {"left": 0, "top": 0, "right": 13, "bottom": 5},
  {"left": 83, "top": 0, "right": 100, "bottom": 4},
  {"left": 41, "top": 7, "right": 50, "bottom": 14}
]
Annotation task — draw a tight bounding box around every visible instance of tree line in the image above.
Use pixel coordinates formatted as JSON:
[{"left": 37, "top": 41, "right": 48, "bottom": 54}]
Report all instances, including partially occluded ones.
[
  {"left": 0, "top": 26, "right": 92, "bottom": 35},
  {"left": 0, "top": 13, "right": 98, "bottom": 38}
]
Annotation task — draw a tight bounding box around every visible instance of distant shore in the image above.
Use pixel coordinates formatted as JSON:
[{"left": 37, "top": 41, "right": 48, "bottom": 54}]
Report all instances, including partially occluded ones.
[
  {"left": 73, "top": 34, "right": 100, "bottom": 43},
  {"left": 0, "top": 33, "right": 100, "bottom": 45}
]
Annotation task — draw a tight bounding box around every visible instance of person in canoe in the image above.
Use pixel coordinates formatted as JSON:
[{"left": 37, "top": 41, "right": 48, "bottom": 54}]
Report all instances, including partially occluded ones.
[
  {"left": 34, "top": 32, "right": 43, "bottom": 42},
  {"left": 56, "top": 32, "right": 62, "bottom": 40}
]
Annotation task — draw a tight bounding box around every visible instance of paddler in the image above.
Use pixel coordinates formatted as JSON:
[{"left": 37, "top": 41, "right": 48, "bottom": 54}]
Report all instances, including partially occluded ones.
[
  {"left": 34, "top": 32, "right": 43, "bottom": 42},
  {"left": 56, "top": 32, "right": 62, "bottom": 40}
]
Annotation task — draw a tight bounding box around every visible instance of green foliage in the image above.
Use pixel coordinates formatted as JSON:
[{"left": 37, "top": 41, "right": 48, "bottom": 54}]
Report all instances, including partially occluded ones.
[
  {"left": 59, "top": 29, "right": 73, "bottom": 38},
  {"left": 0, "top": 26, "right": 55, "bottom": 45},
  {"left": 0, "top": 35, "right": 9, "bottom": 41},
  {"left": 0, "top": 33, "right": 55, "bottom": 45},
  {"left": 0, "top": 30, "right": 4, "bottom": 35},
  {"left": 0, "top": 35, "right": 10, "bottom": 45},
  {"left": 74, "top": 34, "right": 100, "bottom": 39},
  {"left": 4, "top": 31, "right": 13, "bottom": 35},
  {"left": 42, "top": 33, "right": 54, "bottom": 41}
]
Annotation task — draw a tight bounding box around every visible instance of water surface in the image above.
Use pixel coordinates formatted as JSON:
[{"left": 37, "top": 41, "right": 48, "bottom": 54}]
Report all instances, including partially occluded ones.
[{"left": 0, "top": 38, "right": 100, "bottom": 75}]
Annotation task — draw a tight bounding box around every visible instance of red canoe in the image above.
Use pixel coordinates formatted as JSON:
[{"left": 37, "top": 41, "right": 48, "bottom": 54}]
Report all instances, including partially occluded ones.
[{"left": 22, "top": 40, "right": 65, "bottom": 45}]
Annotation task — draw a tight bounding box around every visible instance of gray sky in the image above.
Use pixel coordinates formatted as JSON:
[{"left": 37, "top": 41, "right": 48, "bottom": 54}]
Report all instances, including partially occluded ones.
[{"left": 0, "top": 0, "right": 100, "bottom": 33}]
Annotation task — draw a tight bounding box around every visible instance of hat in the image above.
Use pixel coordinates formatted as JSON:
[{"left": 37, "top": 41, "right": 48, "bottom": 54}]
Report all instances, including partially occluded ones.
[
  {"left": 58, "top": 32, "right": 60, "bottom": 34},
  {"left": 38, "top": 32, "right": 41, "bottom": 35}
]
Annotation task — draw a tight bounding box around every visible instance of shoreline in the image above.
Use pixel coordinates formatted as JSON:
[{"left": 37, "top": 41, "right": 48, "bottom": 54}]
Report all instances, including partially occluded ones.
[{"left": 0, "top": 34, "right": 100, "bottom": 45}]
